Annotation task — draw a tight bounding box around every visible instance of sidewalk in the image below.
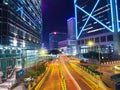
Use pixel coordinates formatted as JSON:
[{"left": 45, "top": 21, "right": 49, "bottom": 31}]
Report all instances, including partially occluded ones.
[
  {"left": 0, "top": 80, "right": 27, "bottom": 90},
  {"left": 0, "top": 87, "right": 9, "bottom": 90},
  {"left": 0, "top": 68, "right": 24, "bottom": 90},
  {"left": 0, "top": 78, "right": 16, "bottom": 90}
]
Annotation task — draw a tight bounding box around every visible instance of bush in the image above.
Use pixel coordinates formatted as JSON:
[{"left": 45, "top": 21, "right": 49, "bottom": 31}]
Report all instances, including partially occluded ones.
[
  {"left": 81, "top": 65, "right": 101, "bottom": 75},
  {"left": 22, "top": 64, "right": 46, "bottom": 82},
  {"left": 80, "top": 60, "right": 86, "bottom": 63},
  {"left": 83, "top": 51, "right": 102, "bottom": 59},
  {"left": 88, "top": 65, "right": 98, "bottom": 71}
]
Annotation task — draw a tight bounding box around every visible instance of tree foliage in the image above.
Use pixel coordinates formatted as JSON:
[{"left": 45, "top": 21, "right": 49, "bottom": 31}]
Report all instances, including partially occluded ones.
[{"left": 83, "top": 51, "right": 102, "bottom": 59}]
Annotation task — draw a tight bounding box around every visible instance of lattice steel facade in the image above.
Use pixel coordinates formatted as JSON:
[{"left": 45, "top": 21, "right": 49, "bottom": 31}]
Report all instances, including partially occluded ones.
[{"left": 74, "top": 0, "right": 120, "bottom": 57}]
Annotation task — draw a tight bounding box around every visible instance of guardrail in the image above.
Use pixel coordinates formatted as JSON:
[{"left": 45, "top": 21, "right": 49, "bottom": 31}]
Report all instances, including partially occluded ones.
[
  {"left": 101, "top": 60, "right": 120, "bottom": 65},
  {"left": 69, "top": 62, "right": 107, "bottom": 90}
]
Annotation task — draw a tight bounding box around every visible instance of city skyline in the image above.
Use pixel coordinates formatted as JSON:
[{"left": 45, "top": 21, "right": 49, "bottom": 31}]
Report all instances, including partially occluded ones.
[
  {"left": 0, "top": 0, "right": 120, "bottom": 90},
  {"left": 41, "top": 0, "right": 74, "bottom": 48}
]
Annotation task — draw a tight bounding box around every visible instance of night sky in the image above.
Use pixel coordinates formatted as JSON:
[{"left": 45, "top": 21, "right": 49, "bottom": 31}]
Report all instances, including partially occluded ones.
[{"left": 41, "top": 0, "right": 74, "bottom": 48}]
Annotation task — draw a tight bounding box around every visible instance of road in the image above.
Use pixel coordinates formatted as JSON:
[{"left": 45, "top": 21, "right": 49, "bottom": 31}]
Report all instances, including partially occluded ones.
[
  {"left": 60, "top": 56, "right": 92, "bottom": 90},
  {"left": 100, "top": 62, "right": 120, "bottom": 74},
  {"left": 60, "top": 56, "right": 81, "bottom": 90},
  {"left": 40, "top": 60, "right": 61, "bottom": 90},
  {"left": 39, "top": 56, "right": 94, "bottom": 90}
]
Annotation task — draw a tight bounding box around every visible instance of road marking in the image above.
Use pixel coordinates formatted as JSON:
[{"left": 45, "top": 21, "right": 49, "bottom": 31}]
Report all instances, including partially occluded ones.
[
  {"left": 70, "top": 63, "right": 97, "bottom": 90},
  {"left": 61, "top": 59, "right": 82, "bottom": 90}
]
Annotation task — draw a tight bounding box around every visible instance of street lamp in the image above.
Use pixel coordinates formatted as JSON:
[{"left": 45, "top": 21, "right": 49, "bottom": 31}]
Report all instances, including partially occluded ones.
[
  {"left": 87, "top": 40, "right": 94, "bottom": 47},
  {"left": 87, "top": 40, "right": 94, "bottom": 62},
  {"left": 98, "top": 45, "right": 101, "bottom": 76},
  {"left": 39, "top": 48, "right": 48, "bottom": 61},
  {"left": 87, "top": 40, "right": 101, "bottom": 74},
  {"left": 39, "top": 49, "right": 47, "bottom": 56}
]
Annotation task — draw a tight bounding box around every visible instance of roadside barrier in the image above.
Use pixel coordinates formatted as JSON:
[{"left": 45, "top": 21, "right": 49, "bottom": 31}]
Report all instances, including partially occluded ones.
[{"left": 69, "top": 62, "right": 107, "bottom": 90}]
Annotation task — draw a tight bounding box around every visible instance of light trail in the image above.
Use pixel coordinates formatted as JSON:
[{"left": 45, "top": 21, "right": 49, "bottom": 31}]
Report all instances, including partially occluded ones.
[
  {"left": 39, "top": 60, "right": 61, "bottom": 90},
  {"left": 61, "top": 57, "right": 82, "bottom": 90}
]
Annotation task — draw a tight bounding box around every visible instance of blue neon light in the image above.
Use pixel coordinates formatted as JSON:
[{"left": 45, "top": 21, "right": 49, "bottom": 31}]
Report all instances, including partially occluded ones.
[
  {"left": 110, "top": 0, "right": 115, "bottom": 32},
  {"left": 16, "top": 7, "right": 23, "bottom": 17},
  {"left": 115, "top": 0, "right": 120, "bottom": 32},
  {"left": 75, "top": 3, "right": 78, "bottom": 39},
  {"left": 74, "top": 0, "right": 120, "bottom": 39},
  {"left": 110, "top": 0, "right": 119, "bottom": 32},
  {"left": 74, "top": 0, "right": 77, "bottom": 4},
  {"left": 77, "top": 0, "right": 100, "bottom": 39},
  {"left": 75, "top": 4, "right": 113, "bottom": 39},
  {"left": 67, "top": 17, "right": 75, "bottom": 22}
]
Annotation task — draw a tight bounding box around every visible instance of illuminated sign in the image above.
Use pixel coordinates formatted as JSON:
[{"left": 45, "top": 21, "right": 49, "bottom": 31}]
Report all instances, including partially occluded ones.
[{"left": 53, "top": 32, "right": 57, "bottom": 35}]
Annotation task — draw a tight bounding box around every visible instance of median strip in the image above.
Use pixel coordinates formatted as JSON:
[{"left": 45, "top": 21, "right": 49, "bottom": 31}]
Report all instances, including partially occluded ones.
[
  {"left": 34, "top": 67, "right": 50, "bottom": 90},
  {"left": 69, "top": 62, "right": 99, "bottom": 90}
]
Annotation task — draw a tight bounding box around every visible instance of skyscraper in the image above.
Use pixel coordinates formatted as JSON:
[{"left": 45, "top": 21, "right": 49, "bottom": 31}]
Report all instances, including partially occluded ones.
[
  {"left": 49, "top": 32, "right": 67, "bottom": 50},
  {"left": 0, "top": 0, "right": 42, "bottom": 78},
  {"left": 74, "top": 0, "right": 120, "bottom": 58},
  {"left": 67, "top": 17, "right": 76, "bottom": 40}
]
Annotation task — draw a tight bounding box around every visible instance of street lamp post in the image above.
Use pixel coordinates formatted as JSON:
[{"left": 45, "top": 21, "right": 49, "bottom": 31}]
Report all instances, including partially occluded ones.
[
  {"left": 88, "top": 40, "right": 102, "bottom": 88},
  {"left": 39, "top": 48, "right": 48, "bottom": 61},
  {"left": 98, "top": 45, "right": 101, "bottom": 76},
  {"left": 87, "top": 40, "right": 94, "bottom": 62},
  {"left": 88, "top": 40, "right": 94, "bottom": 47},
  {"left": 88, "top": 41, "right": 101, "bottom": 73}
]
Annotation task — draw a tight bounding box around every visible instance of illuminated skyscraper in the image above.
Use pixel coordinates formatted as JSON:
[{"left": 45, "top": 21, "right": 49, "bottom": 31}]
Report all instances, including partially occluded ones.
[
  {"left": 118, "top": 0, "right": 120, "bottom": 31},
  {"left": 58, "top": 17, "right": 77, "bottom": 55},
  {"left": 67, "top": 17, "right": 76, "bottom": 40},
  {"left": 74, "top": 0, "right": 120, "bottom": 58},
  {"left": 49, "top": 32, "right": 67, "bottom": 50},
  {"left": 0, "top": 0, "right": 42, "bottom": 78}
]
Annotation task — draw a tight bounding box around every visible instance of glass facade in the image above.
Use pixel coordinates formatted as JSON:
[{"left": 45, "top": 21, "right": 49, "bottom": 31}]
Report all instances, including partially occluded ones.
[
  {"left": 67, "top": 17, "right": 76, "bottom": 40},
  {"left": 75, "top": 0, "right": 113, "bottom": 38},
  {"left": 0, "top": 0, "right": 42, "bottom": 78},
  {"left": 49, "top": 32, "right": 67, "bottom": 50},
  {"left": 75, "top": 0, "right": 120, "bottom": 57},
  {"left": 118, "top": 0, "right": 120, "bottom": 30}
]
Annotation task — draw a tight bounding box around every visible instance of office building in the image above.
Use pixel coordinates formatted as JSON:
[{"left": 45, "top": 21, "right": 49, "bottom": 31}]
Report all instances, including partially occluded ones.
[
  {"left": 58, "top": 17, "right": 77, "bottom": 55},
  {"left": 58, "top": 40, "right": 77, "bottom": 55},
  {"left": 118, "top": 0, "right": 120, "bottom": 28},
  {"left": 67, "top": 17, "right": 76, "bottom": 40},
  {"left": 0, "top": 0, "right": 42, "bottom": 78},
  {"left": 74, "top": 0, "right": 120, "bottom": 58},
  {"left": 49, "top": 32, "right": 67, "bottom": 50}
]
